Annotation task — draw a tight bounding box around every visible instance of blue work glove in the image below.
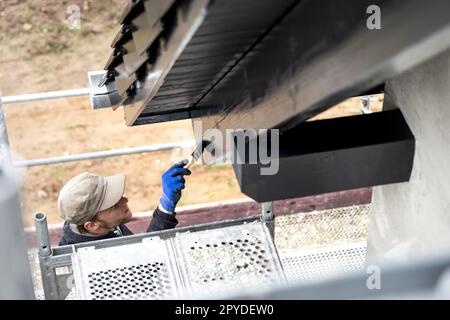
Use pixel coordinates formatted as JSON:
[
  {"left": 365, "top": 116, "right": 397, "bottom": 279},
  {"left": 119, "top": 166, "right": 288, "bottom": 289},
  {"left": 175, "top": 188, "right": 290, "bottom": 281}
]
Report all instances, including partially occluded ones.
[{"left": 159, "top": 160, "right": 191, "bottom": 212}]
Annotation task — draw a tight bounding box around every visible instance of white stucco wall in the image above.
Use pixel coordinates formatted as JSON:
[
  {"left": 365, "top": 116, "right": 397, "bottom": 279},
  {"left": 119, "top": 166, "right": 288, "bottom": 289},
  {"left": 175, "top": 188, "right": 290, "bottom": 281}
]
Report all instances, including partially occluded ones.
[{"left": 367, "top": 49, "right": 450, "bottom": 265}]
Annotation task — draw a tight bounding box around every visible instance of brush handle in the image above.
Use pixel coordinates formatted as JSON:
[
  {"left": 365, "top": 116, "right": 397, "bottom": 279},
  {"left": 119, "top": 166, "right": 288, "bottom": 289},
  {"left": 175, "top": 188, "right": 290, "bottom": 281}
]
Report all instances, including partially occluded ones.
[{"left": 185, "top": 156, "right": 195, "bottom": 169}]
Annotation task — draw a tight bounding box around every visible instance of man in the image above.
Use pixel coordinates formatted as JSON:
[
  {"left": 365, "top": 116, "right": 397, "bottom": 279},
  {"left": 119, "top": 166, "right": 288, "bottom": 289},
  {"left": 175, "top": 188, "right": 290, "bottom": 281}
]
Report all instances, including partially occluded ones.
[{"left": 57, "top": 160, "right": 191, "bottom": 246}]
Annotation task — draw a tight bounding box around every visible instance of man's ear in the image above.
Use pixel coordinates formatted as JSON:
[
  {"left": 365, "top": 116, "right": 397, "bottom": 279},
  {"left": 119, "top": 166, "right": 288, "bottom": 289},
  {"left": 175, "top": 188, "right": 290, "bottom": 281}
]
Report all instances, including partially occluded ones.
[{"left": 83, "top": 220, "right": 100, "bottom": 232}]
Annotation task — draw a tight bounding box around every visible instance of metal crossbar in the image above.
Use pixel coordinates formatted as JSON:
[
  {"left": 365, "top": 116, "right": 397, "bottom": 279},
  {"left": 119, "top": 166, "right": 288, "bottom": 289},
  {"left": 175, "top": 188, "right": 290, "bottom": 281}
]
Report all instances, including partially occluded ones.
[
  {"left": 1, "top": 88, "right": 197, "bottom": 167},
  {"left": 13, "top": 140, "right": 196, "bottom": 167},
  {"left": 2, "top": 88, "right": 90, "bottom": 105}
]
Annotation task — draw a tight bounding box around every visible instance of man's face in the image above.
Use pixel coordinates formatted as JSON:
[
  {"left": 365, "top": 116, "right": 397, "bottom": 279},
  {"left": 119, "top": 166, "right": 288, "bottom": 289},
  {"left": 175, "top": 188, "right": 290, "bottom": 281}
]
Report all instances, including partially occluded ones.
[{"left": 94, "top": 196, "right": 133, "bottom": 231}]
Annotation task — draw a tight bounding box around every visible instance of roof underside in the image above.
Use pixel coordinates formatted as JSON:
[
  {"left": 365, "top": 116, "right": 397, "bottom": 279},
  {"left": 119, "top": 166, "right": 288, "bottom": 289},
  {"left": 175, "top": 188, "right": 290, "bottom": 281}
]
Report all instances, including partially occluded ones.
[{"left": 102, "top": 0, "right": 450, "bottom": 129}]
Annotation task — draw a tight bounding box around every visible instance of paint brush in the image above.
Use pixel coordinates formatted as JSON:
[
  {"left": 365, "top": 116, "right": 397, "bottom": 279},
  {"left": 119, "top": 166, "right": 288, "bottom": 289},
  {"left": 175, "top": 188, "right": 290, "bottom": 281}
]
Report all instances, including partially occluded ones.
[{"left": 185, "top": 140, "right": 211, "bottom": 168}]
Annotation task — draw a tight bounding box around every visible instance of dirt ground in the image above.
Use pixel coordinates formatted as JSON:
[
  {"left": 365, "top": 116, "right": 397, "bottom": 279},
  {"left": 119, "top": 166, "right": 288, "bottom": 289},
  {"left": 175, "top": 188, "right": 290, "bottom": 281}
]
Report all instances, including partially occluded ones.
[{"left": 0, "top": 1, "right": 383, "bottom": 227}]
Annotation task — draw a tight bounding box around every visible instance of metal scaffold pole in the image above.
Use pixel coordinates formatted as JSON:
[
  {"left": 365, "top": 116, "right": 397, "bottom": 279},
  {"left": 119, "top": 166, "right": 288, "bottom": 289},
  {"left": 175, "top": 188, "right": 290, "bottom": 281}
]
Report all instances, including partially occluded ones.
[
  {"left": 0, "top": 93, "right": 35, "bottom": 299},
  {"left": 35, "top": 212, "right": 59, "bottom": 300},
  {"left": 261, "top": 202, "right": 275, "bottom": 239},
  {"left": 2, "top": 88, "right": 90, "bottom": 105}
]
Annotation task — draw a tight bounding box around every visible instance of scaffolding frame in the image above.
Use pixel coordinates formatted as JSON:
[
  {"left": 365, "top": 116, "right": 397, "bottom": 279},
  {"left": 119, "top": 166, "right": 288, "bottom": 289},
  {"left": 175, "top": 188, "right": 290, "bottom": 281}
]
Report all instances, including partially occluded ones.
[
  {"left": 0, "top": 93, "right": 35, "bottom": 299},
  {"left": 1, "top": 87, "right": 379, "bottom": 300},
  {"left": 35, "top": 212, "right": 266, "bottom": 300}
]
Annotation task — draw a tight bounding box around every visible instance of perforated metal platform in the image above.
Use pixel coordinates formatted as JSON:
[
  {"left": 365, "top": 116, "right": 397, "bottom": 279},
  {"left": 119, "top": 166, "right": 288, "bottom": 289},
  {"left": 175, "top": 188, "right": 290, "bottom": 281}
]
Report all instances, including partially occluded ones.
[
  {"left": 280, "top": 242, "right": 367, "bottom": 283},
  {"left": 71, "top": 221, "right": 285, "bottom": 299},
  {"left": 72, "top": 238, "right": 179, "bottom": 300},
  {"left": 173, "top": 222, "right": 285, "bottom": 297}
]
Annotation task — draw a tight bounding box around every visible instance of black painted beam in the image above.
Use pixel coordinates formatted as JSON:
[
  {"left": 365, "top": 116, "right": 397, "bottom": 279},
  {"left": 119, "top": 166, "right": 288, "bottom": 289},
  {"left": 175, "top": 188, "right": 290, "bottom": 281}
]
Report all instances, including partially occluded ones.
[
  {"left": 108, "top": 0, "right": 450, "bottom": 127},
  {"left": 232, "top": 109, "right": 415, "bottom": 202},
  {"left": 196, "top": 0, "right": 450, "bottom": 132}
]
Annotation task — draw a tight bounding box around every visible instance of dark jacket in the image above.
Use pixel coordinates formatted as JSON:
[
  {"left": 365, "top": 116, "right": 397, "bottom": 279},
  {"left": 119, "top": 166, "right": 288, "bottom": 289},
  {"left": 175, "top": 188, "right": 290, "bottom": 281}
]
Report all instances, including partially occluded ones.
[{"left": 58, "top": 207, "right": 178, "bottom": 246}]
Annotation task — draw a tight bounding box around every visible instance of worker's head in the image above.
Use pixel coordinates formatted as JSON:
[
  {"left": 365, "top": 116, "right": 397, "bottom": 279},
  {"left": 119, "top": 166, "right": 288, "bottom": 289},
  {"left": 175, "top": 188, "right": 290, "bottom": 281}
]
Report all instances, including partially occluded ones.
[{"left": 58, "top": 172, "right": 133, "bottom": 234}]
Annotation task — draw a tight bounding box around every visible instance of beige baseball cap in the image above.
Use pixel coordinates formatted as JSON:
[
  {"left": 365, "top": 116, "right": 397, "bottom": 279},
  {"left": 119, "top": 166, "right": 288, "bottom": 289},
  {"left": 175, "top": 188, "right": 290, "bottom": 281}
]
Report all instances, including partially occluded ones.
[{"left": 57, "top": 172, "right": 126, "bottom": 225}]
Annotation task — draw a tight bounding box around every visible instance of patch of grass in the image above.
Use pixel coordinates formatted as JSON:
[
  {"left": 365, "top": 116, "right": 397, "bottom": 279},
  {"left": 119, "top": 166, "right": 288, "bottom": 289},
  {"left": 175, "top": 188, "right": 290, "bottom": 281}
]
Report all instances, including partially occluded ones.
[
  {"left": 50, "top": 166, "right": 63, "bottom": 177},
  {"left": 64, "top": 123, "right": 87, "bottom": 130},
  {"left": 61, "top": 18, "right": 82, "bottom": 35},
  {"left": 48, "top": 41, "right": 68, "bottom": 53},
  {"left": 23, "top": 51, "right": 33, "bottom": 61},
  {"left": 20, "top": 7, "right": 33, "bottom": 21},
  {"left": 44, "top": 23, "right": 62, "bottom": 35},
  {"left": 69, "top": 27, "right": 82, "bottom": 37},
  {"left": 207, "top": 162, "right": 228, "bottom": 169}
]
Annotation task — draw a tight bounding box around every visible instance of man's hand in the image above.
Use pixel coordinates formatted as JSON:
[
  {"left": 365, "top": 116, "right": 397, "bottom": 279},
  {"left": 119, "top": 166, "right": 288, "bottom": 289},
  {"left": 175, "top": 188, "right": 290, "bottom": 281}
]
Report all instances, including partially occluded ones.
[{"left": 159, "top": 160, "right": 191, "bottom": 213}]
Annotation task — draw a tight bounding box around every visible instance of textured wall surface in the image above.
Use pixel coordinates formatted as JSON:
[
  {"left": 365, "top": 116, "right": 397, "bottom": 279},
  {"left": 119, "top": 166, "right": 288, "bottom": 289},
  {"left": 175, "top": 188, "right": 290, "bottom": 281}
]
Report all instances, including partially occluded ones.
[{"left": 367, "top": 49, "right": 450, "bottom": 264}]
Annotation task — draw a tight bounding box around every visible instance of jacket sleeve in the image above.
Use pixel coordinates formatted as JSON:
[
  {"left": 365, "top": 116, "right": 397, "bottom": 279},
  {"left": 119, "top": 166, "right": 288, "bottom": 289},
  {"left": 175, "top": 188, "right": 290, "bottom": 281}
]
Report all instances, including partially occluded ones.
[
  {"left": 119, "top": 224, "right": 134, "bottom": 236},
  {"left": 146, "top": 207, "right": 178, "bottom": 232}
]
